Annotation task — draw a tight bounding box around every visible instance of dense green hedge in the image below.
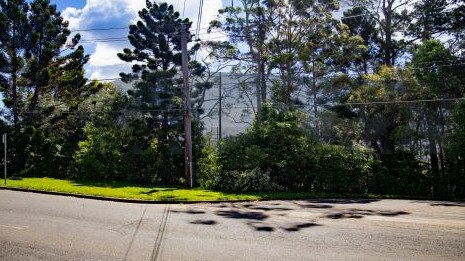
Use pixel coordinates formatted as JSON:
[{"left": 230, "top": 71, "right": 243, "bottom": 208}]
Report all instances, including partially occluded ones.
[{"left": 203, "top": 105, "right": 430, "bottom": 195}]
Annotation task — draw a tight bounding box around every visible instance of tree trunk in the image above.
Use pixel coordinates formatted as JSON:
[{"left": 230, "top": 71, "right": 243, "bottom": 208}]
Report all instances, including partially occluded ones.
[
  {"left": 12, "top": 71, "right": 19, "bottom": 131},
  {"left": 244, "top": 2, "right": 262, "bottom": 122},
  {"left": 382, "top": 0, "right": 393, "bottom": 66},
  {"left": 428, "top": 123, "right": 440, "bottom": 187},
  {"left": 312, "top": 53, "right": 319, "bottom": 138}
]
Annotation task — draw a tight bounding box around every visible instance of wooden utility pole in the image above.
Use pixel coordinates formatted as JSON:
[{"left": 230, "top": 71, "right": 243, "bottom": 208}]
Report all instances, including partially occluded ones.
[
  {"left": 3, "top": 133, "right": 6, "bottom": 185},
  {"left": 218, "top": 72, "right": 222, "bottom": 141},
  {"left": 181, "top": 24, "right": 193, "bottom": 188}
]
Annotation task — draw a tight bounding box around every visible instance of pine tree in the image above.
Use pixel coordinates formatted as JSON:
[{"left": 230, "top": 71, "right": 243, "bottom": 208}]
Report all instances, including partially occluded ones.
[
  {"left": 0, "top": 0, "right": 93, "bottom": 175},
  {"left": 0, "top": 0, "right": 29, "bottom": 130},
  {"left": 118, "top": 1, "right": 207, "bottom": 183},
  {"left": 24, "top": 0, "right": 89, "bottom": 124}
]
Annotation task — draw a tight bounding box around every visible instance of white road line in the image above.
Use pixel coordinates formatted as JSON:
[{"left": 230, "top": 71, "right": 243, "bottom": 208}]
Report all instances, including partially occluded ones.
[{"left": 0, "top": 224, "right": 29, "bottom": 230}]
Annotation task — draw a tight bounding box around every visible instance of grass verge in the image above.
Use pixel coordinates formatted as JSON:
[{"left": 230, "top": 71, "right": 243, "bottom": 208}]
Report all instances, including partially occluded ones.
[
  {"left": 0, "top": 177, "right": 264, "bottom": 201},
  {"left": 1, "top": 177, "right": 449, "bottom": 202}
]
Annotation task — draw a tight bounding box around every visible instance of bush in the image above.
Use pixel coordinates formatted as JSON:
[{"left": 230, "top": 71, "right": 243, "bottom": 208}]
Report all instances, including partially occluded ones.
[
  {"left": 73, "top": 124, "right": 130, "bottom": 181},
  {"left": 215, "top": 106, "right": 377, "bottom": 193},
  {"left": 210, "top": 168, "right": 282, "bottom": 192},
  {"left": 313, "top": 144, "right": 374, "bottom": 193},
  {"left": 217, "top": 105, "right": 316, "bottom": 190},
  {"left": 196, "top": 142, "right": 219, "bottom": 188},
  {"left": 368, "top": 151, "right": 428, "bottom": 195}
]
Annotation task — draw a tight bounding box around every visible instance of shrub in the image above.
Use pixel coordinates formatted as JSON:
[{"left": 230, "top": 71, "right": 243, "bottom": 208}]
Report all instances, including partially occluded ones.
[
  {"left": 312, "top": 144, "right": 374, "bottom": 193},
  {"left": 210, "top": 168, "right": 282, "bottom": 192},
  {"left": 217, "top": 105, "right": 316, "bottom": 190},
  {"left": 73, "top": 124, "right": 129, "bottom": 181},
  {"left": 369, "top": 151, "right": 429, "bottom": 195},
  {"left": 196, "top": 142, "right": 219, "bottom": 188}
]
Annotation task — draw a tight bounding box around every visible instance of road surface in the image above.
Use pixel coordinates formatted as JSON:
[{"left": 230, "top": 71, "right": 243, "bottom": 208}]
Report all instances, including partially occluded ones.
[{"left": 0, "top": 190, "right": 464, "bottom": 260}]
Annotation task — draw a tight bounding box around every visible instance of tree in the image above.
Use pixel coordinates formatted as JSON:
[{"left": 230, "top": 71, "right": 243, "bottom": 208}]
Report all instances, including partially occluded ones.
[
  {"left": 118, "top": 2, "right": 209, "bottom": 184},
  {"left": 446, "top": 100, "right": 465, "bottom": 197},
  {"left": 266, "top": 0, "right": 343, "bottom": 108},
  {"left": 210, "top": 0, "right": 274, "bottom": 121},
  {"left": 24, "top": 0, "right": 89, "bottom": 124},
  {"left": 407, "top": 0, "right": 449, "bottom": 41},
  {"left": 0, "top": 0, "right": 92, "bottom": 175},
  {"left": 347, "top": 0, "right": 412, "bottom": 66},
  {"left": 0, "top": 0, "right": 29, "bottom": 130},
  {"left": 348, "top": 66, "right": 420, "bottom": 154},
  {"left": 411, "top": 39, "right": 465, "bottom": 194},
  {"left": 342, "top": 6, "right": 380, "bottom": 74}
]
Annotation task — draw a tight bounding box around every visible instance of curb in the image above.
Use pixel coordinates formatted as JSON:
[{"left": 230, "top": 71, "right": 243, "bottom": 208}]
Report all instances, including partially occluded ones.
[
  {"left": 1, "top": 186, "right": 462, "bottom": 204},
  {"left": 0, "top": 186, "right": 257, "bottom": 204}
]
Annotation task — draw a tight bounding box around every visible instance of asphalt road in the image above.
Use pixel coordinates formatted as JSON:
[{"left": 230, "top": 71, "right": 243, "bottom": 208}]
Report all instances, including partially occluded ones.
[{"left": 0, "top": 190, "right": 464, "bottom": 261}]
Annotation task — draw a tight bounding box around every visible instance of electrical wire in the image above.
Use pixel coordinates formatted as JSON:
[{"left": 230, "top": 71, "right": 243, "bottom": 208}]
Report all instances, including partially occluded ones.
[{"left": 11, "top": 97, "right": 465, "bottom": 115}]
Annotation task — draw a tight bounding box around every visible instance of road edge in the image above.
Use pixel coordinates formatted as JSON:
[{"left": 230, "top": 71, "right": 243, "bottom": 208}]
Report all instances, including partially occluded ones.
[
  {"left": 1, "top": 186, "right": 463, "bottom": 205},
  {"left": 0, "top": 186, "right": 255, "bottom": 204}
]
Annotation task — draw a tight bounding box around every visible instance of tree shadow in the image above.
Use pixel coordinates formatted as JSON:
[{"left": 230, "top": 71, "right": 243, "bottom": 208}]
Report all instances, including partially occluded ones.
[
  {"left": 72, "top": 180, "right": 150, "bottom": 189},
  {"left": 293, "top": 202, "right": 334, "bottom": 209},
  {"left": 72, "top": 179, "right": 179, "bottom": 191},
  {"left": 140, "top": 189, "right": 158, "bottom": 195},
  {"left": 324, "top": 209, "right": 410, "bottom": 219},
  {"left": 282, "top": 222, "right": 321, "bottom": 232},
  {"left": 190, "top": 219, "right": 217, "bottom": 225},
  {"left": 247, "top": 222, "right": 275, "bottom": 232},
  {"left": 172, "top": 209, "right": 206, "bottom": 214},
  {"left": 302, "top": 199, "right": 379, "bottom": 205},
  {"left": 181, "top": 199, "right": 409, "bottom": 233},
  {"left": 215, "top": 210, "right": 268, "bottom": 221},
  {"left": 429, "top": 202, "right": 465, "bottom": 207},
  {"left": 244, "top": 205, "right": 295, "bottom": 211}
]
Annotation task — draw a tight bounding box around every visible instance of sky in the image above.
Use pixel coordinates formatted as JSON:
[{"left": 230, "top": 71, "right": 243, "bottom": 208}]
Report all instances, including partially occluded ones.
[{"left": 49, "top": 0, "right": 228, "bottom": 80}]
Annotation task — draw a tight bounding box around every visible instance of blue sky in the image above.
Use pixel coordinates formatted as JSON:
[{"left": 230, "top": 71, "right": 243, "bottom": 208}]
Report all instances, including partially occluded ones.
[
  {"left": 45, "top": 0, "right": 227, "bottom": 80},
  {"left": 51, "top": 0, "right": 85, "bottom": 10}
]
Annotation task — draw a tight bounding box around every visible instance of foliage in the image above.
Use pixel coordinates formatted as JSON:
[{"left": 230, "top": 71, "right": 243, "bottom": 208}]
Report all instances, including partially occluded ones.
[
  {"left": 0, "top": 0, "right": 463, "bottom": 199},
  {"left": 312, "top": 144, "right": 374, "bottom": 193},
  {"left": 213, "top": 104, "right": 375, "bottom": 193},
  {"left": 73, "top": 124, "right": 128, "bottom": 181},
  {"left": 209, "top": 168, "right": 282, "bottom": 193},
  {"left": 349, "top": 66, "right": 421, "bottom": 154},
  {"left": 445, "top": 100, "right": 465, "bottom": 197},
  {"left": 216, "top": 105, "right": 316, "bottom": 190},
  {"left": 196, "top": 141, "right": 219, "bottom": 189},
  {"left": 116, "top": 2, "right": 210, "bottom": 185},
  {"left": 449, "top": 101, "right": 465, "bottom": 157},
  {"left": 369, "top": 152, "right": 429, "bottom": 195}
]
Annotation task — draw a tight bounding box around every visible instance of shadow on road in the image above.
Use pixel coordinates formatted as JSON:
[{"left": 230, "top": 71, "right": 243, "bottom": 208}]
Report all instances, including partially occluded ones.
[
  {"left": 216, "top": 210, "right": 268, "bottom": 220},
  {"left": 429, "top": 202, "right": 465, "bottom": 207},
  {"left": 302, "top": 199, "right": 380, "bottom": 204},
  {"left": 171, "top": 198, "right": 411, "bottom": 233},
  {"left": 325, "top": 209, "right": 409, "bottom": 219},
  {"left": 190, "top": 219, "right": 218, "bottom": 225}
]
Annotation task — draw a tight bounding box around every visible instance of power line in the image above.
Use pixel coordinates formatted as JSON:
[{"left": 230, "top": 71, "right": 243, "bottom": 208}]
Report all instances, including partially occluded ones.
[
  {"left": 13, "top": 97, "right": 465, "bottom": 115},
  {"left": 73, "top": 27, "right": 128, "bottom": 32},
  {"left": 183, "top": 0, "right": 188, "bottom": 17},
  {"left": 78, "top": 30, "right": 216, "bottom": 43},
  {"left": 85, "top": 60, "right": 465, "bottom": 84},
  {"left": 73, "top": 25, "right": 211, "bottom": 33},
  {"left": 195, "top": 0, "right": 205, "bottom": 42},
  {"left": 333, "top": 97, "right": 465, "bottom": 106}
]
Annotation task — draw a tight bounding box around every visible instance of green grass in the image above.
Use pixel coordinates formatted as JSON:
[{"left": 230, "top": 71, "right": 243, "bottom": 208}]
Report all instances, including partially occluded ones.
[
  {"left": 0, "top": 177, "right": 262, "bottom": 201},
  {"left": 1, "top": 177, "right": 439, "bottom": 202}
]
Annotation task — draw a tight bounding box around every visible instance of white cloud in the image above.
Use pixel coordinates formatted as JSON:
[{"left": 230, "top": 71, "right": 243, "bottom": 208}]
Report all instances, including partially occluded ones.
[
  {"left": 89, "top": 69, "right": 103, "bottom": 80},
  {"left": 88, "top": 43, "right": 126, "bottom": 67},
  {"left": 62, "top": 0, "right": 225, "bottom": 80}
]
